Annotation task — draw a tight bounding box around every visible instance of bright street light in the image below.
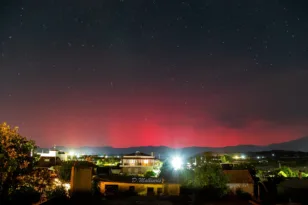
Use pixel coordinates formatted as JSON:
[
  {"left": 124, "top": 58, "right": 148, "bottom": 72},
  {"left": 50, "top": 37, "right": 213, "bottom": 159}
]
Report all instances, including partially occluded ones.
[
  {"left": 171, "top": 156, "right": 183, "bottom": 170},
  {"left": 233, "top": 155, "right": 239, "bottom": 159}
]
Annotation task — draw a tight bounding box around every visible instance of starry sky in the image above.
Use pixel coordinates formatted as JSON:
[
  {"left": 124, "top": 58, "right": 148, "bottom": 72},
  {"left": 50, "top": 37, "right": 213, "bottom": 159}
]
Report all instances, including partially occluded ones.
[{"left": 1, "top": 0, "right": 308, "bottom": 148}]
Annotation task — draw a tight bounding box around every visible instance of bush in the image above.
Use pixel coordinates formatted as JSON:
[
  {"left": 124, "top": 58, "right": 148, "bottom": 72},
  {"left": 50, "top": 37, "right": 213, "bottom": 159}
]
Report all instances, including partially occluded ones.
[
  {"left": 180, "top": 163, "right": 229, "bottom": 198},
  {"left": 144, "top": 170, "right": 156, "bottom": 178}
]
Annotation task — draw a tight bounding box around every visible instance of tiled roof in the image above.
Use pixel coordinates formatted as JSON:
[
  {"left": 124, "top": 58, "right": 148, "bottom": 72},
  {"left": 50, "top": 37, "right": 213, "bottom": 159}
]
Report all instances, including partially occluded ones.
[{"left": 223, "top": 170, "right": 254, "bottom": 184}]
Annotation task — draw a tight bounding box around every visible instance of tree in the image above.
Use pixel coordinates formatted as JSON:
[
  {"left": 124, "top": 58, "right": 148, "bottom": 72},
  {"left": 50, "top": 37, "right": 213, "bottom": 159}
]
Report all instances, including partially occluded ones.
[
  {"left": 96, "top": 157, "right": 120, "bottom": 167},
  {"left": 144, "top": 170, "right": 156, "bottom": 178},
  {"left": 278, "top": 166, "right": 298, "bottom": 177},
  {"left": 180, "top": 163, "right": 229, "bottom": 198},
  {"left": 56, "top": 161, "right": 96, "bottom": 182},
  {"left": 220, "top": 155, "right": 233, "bottom": 163},
  {"left": 220, "top": 155, "right": 227, "bottom": 163},
  {"left": 56, "top": 161, "right": 75, "bottom": 182},
  {"left": 159, "top": 161, "right": 173, "bottom": 179},
  {"left": 204, "top": 152, "right": 214, "bottom": 162},
  {"left": 0, "top": 122, "right": 62, "bottom": 204},
  {"left": 0, "top": 122, "right": 36, "bottom": 203}
]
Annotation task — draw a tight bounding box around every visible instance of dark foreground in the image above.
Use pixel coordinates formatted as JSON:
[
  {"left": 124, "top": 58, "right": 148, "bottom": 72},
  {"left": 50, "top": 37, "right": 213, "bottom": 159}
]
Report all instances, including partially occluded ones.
[{"left": 37, "top": 193, "right": 254, "bottom": 205}]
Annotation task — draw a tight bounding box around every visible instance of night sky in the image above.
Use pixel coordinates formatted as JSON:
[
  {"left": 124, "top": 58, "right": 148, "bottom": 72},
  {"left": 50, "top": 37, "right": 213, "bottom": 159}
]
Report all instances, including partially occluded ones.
[{"left": 1, "top": 0, "right": 308, "bottom": 148}]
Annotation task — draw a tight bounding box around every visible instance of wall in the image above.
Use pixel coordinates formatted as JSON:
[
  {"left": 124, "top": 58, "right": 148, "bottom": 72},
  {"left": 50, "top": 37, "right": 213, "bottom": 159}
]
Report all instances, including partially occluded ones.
[
  {"left": 164, "top": 184, "right": 180, "bottom": 196},
  {"left": 70, "top": 166, "right": 93, "bottom": 194},
  {"left": 38, "top": 151, "right": 67, "bottom": 161},
  {"left": 99, "top": 181, "right": 180, "bottom": 196},
  {"left": 227, "top": 183, "right": 254, "bottom": 196}
]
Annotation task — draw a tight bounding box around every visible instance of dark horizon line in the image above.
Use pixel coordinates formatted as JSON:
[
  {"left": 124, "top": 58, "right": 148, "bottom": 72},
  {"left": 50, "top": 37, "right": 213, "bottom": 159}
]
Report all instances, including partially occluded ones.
[{"left": 37, "top": 135, "right": 308, "bottom": 150}]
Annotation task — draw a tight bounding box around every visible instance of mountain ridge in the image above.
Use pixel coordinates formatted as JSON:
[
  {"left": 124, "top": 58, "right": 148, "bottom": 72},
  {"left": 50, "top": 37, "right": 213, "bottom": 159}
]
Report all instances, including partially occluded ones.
[{"left": 37, "top": 136, "right": 308, "bottom": 157}]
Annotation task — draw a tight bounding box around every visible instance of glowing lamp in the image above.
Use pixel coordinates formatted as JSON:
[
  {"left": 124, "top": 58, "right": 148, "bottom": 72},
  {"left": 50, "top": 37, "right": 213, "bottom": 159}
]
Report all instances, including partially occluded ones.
[
  {"left": 63, "top": 183, "right": 71, "bottom": 191},
  {"left": 171, "top": 156, "right": 183, "bottom": 170}
]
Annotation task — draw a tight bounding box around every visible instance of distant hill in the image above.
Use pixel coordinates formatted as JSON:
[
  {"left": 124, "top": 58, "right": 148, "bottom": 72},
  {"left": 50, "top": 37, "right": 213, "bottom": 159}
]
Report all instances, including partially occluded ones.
[
  {"left": 268, "top": 136, "right": 308, "bottom": 152},
  {"left": 36, "top": 136, "right": 308, "bottom": 158}
]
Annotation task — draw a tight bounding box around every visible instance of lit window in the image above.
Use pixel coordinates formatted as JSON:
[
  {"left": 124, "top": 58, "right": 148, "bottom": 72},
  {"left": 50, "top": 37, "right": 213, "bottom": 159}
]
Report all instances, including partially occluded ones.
[
  {"left": 144, "top": 160, "right": 148, "bottom": 164},
  {"left": 130, "top": 159, "right": 136, "bottom": 165}
]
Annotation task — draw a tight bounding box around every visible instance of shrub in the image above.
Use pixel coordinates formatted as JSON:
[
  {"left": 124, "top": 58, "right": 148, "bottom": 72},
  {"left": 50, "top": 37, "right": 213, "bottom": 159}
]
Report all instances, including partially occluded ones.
[{"left": 144, "top": 170, "right": 156, "bottom": 178}]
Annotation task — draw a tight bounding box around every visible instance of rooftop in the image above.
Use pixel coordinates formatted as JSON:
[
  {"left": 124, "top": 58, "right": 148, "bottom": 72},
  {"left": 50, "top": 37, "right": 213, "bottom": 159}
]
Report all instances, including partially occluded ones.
[
  {"left": 124, "top": 151, "right": 153, "bottom": 157},
  {"left": 223, "top": 170, "right": 254, "bottom": 184}
]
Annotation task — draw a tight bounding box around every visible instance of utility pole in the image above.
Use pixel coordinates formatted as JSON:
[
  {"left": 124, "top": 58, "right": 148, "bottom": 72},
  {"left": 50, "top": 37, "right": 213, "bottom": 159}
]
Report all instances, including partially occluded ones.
[{"left": 54, "top": 144, "right": 56, "bottom": 166}]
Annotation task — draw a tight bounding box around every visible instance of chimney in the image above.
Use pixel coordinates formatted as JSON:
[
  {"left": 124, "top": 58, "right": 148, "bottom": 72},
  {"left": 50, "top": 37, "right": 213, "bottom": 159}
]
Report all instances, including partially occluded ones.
[{"left": 151, "top": 152, "right": 154, "bottom": 156}]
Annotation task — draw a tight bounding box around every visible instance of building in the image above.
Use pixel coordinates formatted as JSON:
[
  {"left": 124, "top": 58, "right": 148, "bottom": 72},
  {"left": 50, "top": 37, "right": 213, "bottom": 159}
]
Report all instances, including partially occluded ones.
[
  {"left": 98, "top": 176, "right": 180, "bottom": 196},
  {"left": 70, "top": 166, "right": 93, "bottom": 195},
  {"left": 36, "top": 156, "right": 62, "bottom": 169},
  {"left": 223, "top": 170, "right": 254, "bottom": 196},
  {"left": 120, "top": 151, "right": 161, "bottom": 176},
  {"left": 37, "top": 150, "right": 68, "bottom": 161}
]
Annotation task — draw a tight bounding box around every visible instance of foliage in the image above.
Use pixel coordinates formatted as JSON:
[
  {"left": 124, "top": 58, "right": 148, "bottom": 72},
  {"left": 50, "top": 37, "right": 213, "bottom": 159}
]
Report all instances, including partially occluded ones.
[
  {"left": 56, "top": 161, "right": 96, "bottom": 182},
  {"left": 15, "top": 169, "right": 55, "bottom": 191},
  {"left": 55, "top": 162, "right": 74, "bottom": 182},
  {"left": 220, "top": 155, "right": 233, "bottom": 163},
  {"left": 277, "top": 166, "right": 299, "bottom": 177},
  {"left": 220, "top": 155, "right": 227, "bottom": 163},
  {"left": 204, "top": 152, "right": 214, "bottom": 162},
  {"left": 0, "top": 122, "right": 61, "bottom": 204},
  {"left": 159, "top": 161, "right": 173, "bottom": 178},
  {"left": 0, "top": 122, "right": 37, "bottom": 202},
  {"left": 191, "top": 152, "right": 231, "bottom": 165},
  {"left": 46, "top": 186, "right": 67, "bottom": 200},
  {"left": 96, "top": 157, "right": 120, "bottom": 167},
  {"left": 144, "top": 170, "right": 156, "bottom": 178},
  {"left": 256, "top": 170, "right": 267, "bottom": 181},
  {"left": 180, "top": 163, "right": 229, "bottom": 197}
]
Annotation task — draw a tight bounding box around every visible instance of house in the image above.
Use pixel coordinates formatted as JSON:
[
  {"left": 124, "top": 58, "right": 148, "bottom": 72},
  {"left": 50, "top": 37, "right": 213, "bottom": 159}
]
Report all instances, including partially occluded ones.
[
  {"left": 120, "top": 151, "right": 161, "bottom": 176},
  {"left": 98, "top": 176, "right": 180, "bottom": 196},
  {"left": 37, "top": 149, "right": 68, "bottom": 161},
  {"left": 36, "top": 156, "right": 62, "bottom": 169},
  {"left": 223, "top": 170, "right": 254, "bottom": 196}
]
